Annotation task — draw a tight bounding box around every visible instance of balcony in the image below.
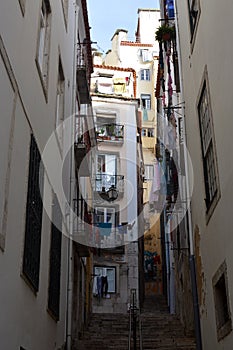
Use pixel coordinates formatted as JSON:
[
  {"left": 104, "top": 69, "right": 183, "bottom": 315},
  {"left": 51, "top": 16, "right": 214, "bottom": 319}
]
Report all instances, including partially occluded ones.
[
  {"left": 76, "top": 45, "right": 91, "bottom": 105},
  {"left": 96, "top": 124, "right": 124, "bottom": 144},
  {"left": 93, "top": 225, "right": 125, "bottom": 252},
  {"left": 93, "top": 174, "right": 124, "bottom": 198},
  {"left": 74, "top": 142, "right": 90, "bottom": 177}
]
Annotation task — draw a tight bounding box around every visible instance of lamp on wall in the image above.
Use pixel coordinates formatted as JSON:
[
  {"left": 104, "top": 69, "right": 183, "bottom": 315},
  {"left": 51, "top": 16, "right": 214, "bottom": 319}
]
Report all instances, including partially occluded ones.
[{"left": 107, "top": 185, "right": 118, "bottom": 201}]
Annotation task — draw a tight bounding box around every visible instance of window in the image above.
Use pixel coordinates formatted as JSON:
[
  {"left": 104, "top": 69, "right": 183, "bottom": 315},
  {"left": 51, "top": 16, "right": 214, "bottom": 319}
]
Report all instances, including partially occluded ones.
[
  {"left": 94, "top": 266, "right": 116, "bottom": 293},
  {"left": 198, "top": 78, "right": 219, "bottom": 212},
  {"left": 148, "top": 128, "right": 155, "bottom": 137},
  {"left": 213, "top": 261, "right": 232, "bottom": 341},
  {"left": 141, "top": 69, "right": 150, "bottom": 81},
  {"left": 141, "top": 94, "right": 151, "bottom": 110},
  {"left": 36, "top": 0, "right": 51, "bottom": 95},
  {"left": 96, "top": 154, "right": 118, "bottom": 192},
  {"left": 141, "top": 128, "right": 155, "bottom": 137},
  {"left": 188, "top": 0, "right": 200, "bottom": 40},
  {"left": 144, "top": 165, "right": 154, "bottom": 181},
  {"left": 18, "top": 0, "right": 26, "bottom": 15},
  {"left": 95, "top": 207, "right": 116, "bottom": 227},
  {"left": 141, "top": 49, "right": 152, "bottom": 62},
  {"left": 48, "top": 194, "right": 62, "bottom": 321},
  {"left": 23, "top": 135, "right": 44, "bottom": 292},
  {"left": 141, "top": 128, "right": 147, "bottom": 137},
  {"left": 61, "top": 0, "right": 68, "bottom": 26},
  {"left": 55, "top": 57, "right": 65, "bottom": 146}
]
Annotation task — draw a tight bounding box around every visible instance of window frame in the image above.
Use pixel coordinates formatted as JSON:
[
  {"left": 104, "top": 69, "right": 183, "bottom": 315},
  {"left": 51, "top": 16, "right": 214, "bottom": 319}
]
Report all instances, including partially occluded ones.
[
  {"left": 140, "top": 69, "right": 150, "bottom": 81},
  {"left": 187, "top": 0, "right": 201, "bottom": 49},
  {"left": 22, "top": 134, "right": 44, "bottom": 293},
  {"left": 55, "top": 55, "right": 65, "bottom": 150},
  {"left": 141, "top": 94, "right": 151, "bottom": 110},
  {"left": 144, "top": 164, "right": 154, "bottom": 181},
  {"left": 61, "top": 0, "right": 69, "bottom": 30},
  {"left": 35, "top": 0, "right": 52, "bottom": 101},
  {"left": 94, "top": 266, "right": 116, "bottom": 293},
  {"left": 213, "top": 261, "right": 232, "bottom": 341},
  {"left": 18, "top": 0, "right": 26, "bottom": 16},
  {"left": 47, "top": 193, "right": 62, "bottom": 321},
  {"left": 197, "top": 67, "right": 220, "bottom": 220}
]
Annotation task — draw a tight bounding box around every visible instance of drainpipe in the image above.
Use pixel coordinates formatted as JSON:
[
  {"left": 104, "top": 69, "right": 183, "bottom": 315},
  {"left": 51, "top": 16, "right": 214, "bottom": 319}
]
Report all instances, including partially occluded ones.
[
  {"left": 66, "top": 3, "right": 80, "bottom": 349},
  {"left": 173, "top": 1, "right": 202, "bottom": 349}
]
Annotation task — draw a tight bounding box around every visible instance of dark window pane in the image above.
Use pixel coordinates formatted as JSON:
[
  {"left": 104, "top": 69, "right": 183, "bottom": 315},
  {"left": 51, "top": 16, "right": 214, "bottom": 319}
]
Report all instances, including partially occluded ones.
[
  {"left": 48, "top": 194, "right": 62, "bottom": 320},
  {"left": 23, "top": 134, "right": 44, "bottom": 292}
]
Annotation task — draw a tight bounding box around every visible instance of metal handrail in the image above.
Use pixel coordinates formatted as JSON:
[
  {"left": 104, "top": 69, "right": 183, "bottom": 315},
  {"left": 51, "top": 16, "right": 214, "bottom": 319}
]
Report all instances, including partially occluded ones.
[
  {"left": 139, "top": 308, "right": 143, "bottom": 350},
  {"left": 128, "top": 306, "right": 132, "bottom": 350}
]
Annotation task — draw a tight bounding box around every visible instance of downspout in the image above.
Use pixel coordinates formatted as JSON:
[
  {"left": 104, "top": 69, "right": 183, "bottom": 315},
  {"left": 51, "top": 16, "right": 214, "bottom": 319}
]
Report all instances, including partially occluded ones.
[
  {"left": 66, "top": 3, "right": 80, "bottom": 349},
  {"left": 173, "top": 1, "right": 202, "bottom": 349}
]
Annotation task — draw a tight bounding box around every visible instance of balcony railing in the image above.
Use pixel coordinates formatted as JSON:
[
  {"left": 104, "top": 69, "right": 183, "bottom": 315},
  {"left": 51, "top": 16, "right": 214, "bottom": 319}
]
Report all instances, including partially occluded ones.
[
  {"left": 96, "top": 124, "right": 124, "bottom": 143},
  {"left": 93, "top": 173, "right": 124, "bottom": 194},
  {"left": 76, "top": 45, "right": 91, "bottom": 104}
]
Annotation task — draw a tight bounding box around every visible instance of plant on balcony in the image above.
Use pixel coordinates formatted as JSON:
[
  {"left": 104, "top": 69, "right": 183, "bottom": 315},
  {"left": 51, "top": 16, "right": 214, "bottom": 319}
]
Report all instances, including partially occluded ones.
[{"left": 155, "top": 24, "right": 175, "bottom": 42}]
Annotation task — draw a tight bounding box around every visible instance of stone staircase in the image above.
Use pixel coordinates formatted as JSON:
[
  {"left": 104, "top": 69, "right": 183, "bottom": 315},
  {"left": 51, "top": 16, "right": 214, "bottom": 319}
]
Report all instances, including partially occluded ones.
[
  {"left": 140, "top": 295, "right": 196, "bottom": 350},
  {"left": 76, "top": 313, "right": 130, "bottom": 349},
  {"left": 76, "top": 295, "right": 196, "bottom": 350}
]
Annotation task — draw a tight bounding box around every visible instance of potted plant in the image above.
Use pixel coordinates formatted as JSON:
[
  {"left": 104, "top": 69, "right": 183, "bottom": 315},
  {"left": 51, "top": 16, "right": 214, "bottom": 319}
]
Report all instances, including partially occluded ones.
[{"left": 155, "top": 24, "right": 175, "bottom": 42}]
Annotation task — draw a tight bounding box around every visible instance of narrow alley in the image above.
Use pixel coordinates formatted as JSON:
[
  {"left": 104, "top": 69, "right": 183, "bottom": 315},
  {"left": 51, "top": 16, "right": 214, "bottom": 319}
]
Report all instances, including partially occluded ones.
[
  {"left": 77, "top": 295, "right": 196, "bottom": 349},
  {"left": 1, "top": 0, "right": 233, "bottom": 349}
]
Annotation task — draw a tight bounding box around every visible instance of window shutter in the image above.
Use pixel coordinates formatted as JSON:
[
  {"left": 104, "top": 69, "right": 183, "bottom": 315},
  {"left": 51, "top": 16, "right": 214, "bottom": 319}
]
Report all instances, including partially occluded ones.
[{"left": 23, "top": 134, "right": 44, "bottom": 292}]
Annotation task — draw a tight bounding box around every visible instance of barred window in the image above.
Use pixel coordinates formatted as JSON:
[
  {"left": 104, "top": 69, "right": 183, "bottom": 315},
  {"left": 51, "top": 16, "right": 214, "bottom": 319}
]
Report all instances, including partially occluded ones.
[
  {"left": 23, "top": 135, "right": 44, "bottom": 292},
  {"left": 48, "top": 194, "right": 62, "bottom": 320},
  {"left": 198, "top": 80, "right": 219, "bottom": 212}
]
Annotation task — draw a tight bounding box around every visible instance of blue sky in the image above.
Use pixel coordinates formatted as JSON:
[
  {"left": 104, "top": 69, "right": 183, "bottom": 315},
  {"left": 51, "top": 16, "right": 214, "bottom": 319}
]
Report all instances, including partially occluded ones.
[{"left": 87, "top": 0, "right": 160, "bottom": 53}]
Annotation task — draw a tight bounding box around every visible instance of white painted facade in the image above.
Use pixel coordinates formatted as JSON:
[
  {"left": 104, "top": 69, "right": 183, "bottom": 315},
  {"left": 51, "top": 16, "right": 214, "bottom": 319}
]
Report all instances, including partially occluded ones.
[
  {"left": 174, "top": 0, "right": 233, "bottom": 348},
  {"left": 90, "top": 63, "right": 143, "bottom": 313},
  {"left": 104, "top": 9, "right": 161, "bottom": 245},
  {"left": 0, "top": 1, "right": 92, "bottom": 349}
]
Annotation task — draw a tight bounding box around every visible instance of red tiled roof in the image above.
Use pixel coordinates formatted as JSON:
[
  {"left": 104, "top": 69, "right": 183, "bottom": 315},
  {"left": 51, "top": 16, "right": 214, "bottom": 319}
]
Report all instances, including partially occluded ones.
[{"left": 120, "top": 41, "right": 153, "bottom": 47}]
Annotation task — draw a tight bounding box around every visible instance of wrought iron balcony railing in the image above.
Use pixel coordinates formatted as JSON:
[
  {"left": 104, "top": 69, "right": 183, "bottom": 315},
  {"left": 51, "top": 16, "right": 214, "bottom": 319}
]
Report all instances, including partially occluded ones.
[
  {"left": 96, "top": 124, "right": 124, "bottom": 143},
  {"left": 93, "top": 173, "right": 124, "bottom": 194}
]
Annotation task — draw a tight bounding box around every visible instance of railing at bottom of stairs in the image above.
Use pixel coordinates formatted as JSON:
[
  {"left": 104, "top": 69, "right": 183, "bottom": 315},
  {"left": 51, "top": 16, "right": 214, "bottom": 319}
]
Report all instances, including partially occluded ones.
[{"left": 128, "top": 289, "right": 143, "bottom": 350}]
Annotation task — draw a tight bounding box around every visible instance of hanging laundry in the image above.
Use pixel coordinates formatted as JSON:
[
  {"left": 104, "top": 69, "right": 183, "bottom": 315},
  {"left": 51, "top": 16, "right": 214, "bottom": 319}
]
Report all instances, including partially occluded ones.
[{"left": 101, "top": 276, "right": 108, "bottom": 297}]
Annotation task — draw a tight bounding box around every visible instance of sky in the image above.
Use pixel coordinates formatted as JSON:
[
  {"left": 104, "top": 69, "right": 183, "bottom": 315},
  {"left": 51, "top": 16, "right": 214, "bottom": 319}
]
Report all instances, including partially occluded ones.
[{"left": 87, "top": 0, "right": 160, "bottom": 54}]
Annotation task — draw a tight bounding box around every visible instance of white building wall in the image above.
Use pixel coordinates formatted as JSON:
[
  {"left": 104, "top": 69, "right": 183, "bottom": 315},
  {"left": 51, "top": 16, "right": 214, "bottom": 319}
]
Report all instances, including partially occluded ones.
[
  {"left": 175, "top": 0, "right": 233, "bottom": 348},
  {"left": 0, "top": 0, "right": 88, "bottom": 349},
  {"left": 91, "top": 95, "right": 140, "bottom": 313}
]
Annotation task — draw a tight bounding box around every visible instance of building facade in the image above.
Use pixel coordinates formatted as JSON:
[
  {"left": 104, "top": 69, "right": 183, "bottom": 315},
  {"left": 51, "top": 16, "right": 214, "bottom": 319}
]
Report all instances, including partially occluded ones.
[
  {"left": 0, "top": 1, "right": 94, "bottom": 349},
  {"left": 173, "top": 0, "right": 233, "bottom": 348},
  {"left": 104, "top": 9, "right": 164, "bottom": 298},
  {"left": 89, "top": 61, "right": 144, "bottom": 313}
]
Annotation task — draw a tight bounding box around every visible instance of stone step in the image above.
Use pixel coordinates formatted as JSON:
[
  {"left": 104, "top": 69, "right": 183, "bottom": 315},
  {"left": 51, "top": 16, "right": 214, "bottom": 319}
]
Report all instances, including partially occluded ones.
[{"left": 77, "top": 295, "right": 196, "bottom": 350}]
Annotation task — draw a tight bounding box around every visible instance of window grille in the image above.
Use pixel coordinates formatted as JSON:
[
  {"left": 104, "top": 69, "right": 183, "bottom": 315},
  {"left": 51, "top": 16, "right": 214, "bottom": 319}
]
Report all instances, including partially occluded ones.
[
  {"left": 48, "top": 194, "right": 62, "bottom": 320},
  {"left": 23, "top": 134, "right": 44, "bottom": 292}
]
